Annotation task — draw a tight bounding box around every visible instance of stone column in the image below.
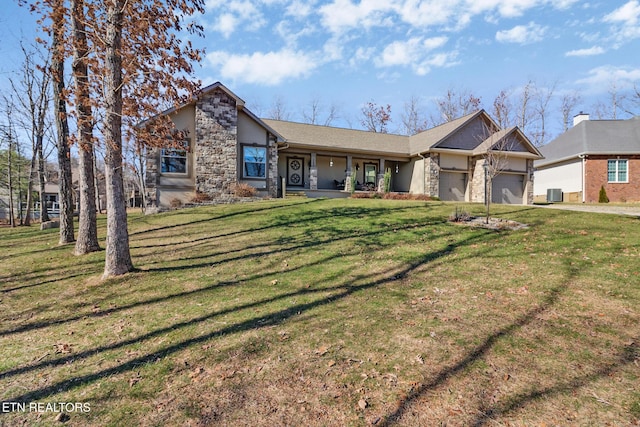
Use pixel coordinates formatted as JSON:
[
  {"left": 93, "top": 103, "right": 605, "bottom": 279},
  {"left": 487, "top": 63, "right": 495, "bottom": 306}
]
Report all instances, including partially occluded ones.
[
  {"left": 377, "top": 158, "right": 386, "bottom": 193},
  {"left": 424, "top": 153, "right": 440, "bottom": 197},
  {"left": 345, "top": 155, "right": 353, "bottom": 193},
  {"left": 267, "top": 134, "right": 278, "bottom": 198},
  {"left": 310, "top": 153, "right": 318, "bottom": 190},
  {"left": 525, "top": 159, "right": 534, "bottom": 205},
  {"left": 144, "top": 146, "right": 159, "bottom": 207},
  {"left": 470, "top": 158, "right": 486, "bottom": 203}
]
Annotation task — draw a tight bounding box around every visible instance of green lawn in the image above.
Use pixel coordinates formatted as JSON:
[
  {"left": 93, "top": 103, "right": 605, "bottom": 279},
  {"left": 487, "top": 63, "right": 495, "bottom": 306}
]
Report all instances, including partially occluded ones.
[{"left": 1, "top": 198, "right": 639, "bottom": 426}]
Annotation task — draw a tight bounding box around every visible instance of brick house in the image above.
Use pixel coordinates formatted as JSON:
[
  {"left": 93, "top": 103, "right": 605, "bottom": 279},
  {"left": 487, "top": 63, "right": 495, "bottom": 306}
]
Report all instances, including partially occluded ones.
[
  {"left": 144, "top": 82, "right": 542, "bottom": 209},
  {"left": 534, "top": 114, "right": 640, "bottom": 203}
]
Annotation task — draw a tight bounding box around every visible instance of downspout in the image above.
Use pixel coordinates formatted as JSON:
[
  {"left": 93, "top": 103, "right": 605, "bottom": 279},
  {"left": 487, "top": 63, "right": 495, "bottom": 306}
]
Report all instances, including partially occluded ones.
[
  {"left": 578, "top": 154, "right": 586, "bottom": 203},
  {"left": 418, "top": 152, "right": 426, "bottom": 195}
]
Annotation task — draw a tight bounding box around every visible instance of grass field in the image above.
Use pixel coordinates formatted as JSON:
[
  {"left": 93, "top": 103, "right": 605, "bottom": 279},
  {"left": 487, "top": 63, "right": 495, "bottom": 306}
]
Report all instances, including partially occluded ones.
[{"left": 1, "top": 198, "right": 639, "bottom": 426}]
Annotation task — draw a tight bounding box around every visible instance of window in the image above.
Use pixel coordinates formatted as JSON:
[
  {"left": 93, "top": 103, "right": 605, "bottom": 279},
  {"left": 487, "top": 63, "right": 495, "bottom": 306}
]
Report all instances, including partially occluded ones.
[
  {"left": 243, "top": 146, "right": 267, "bottom": 179},
  {"left": 161, "top": 139, "right": 189, "bottom": 174},
  {"left": 608, "top": 159, "right": 628, "bottom": 183}
]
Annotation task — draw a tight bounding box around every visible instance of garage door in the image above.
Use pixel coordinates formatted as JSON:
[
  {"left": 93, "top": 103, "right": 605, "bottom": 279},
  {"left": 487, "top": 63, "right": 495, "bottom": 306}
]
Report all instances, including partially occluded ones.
[
  {"left": 439, "top": 172, "right": 466, "bottom": 201},
  {"left": 492, "top": 174, "right": 524, "bottom": 204}
]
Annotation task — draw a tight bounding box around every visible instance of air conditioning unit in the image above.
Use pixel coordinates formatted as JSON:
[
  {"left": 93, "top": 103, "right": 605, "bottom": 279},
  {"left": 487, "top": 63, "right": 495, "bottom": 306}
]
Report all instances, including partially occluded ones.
[{"left": 547, "top": 188, "right": 563, "bottom": 203}]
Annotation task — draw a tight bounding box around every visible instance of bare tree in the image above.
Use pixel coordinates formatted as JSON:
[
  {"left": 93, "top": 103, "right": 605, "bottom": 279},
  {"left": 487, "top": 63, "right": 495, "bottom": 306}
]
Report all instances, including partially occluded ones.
[
  {"left": 560, "top": 91, "right": 582, "bottom": 132},
  {"left": 7, "top": 44, "right": 51, "bottom": 226},
  {"left": 266, "top": 96, "right": 291, "bottom": 121},
  {"left": 301, "top": 97, "right": 339, "bottom": 126},
  {"left": 529, "top": 81, "right": 556, "bottom": 146},
  {"left": 592, "top": 81, "right": 627, "bottom": 120},
  {"left": 515, "top": 80, "right": 534, "bottom": 131},
  {"left": 433, "top": 88, "right": 482, "bottom": 124},
  {"left": 477, "top": 122, "right": 520, "bottom": 223},
  {"left": 400, "top": 95, "right": 428, "bottom": 135},
  {"left": 492, "top": 90, "right": 513, "bottom": 129},
  {"left": 1, "top": 107, "right": 17, "bottom": 227},
  {"left": 360, "top": 101, "right": 392, "bottom": 133}
]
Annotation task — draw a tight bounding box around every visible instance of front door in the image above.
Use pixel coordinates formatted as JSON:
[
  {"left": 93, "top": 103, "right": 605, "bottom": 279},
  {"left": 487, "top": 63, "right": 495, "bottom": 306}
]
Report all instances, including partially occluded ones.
[
  {"left": 287, "top": 157, "right": 304, "bottom": 187},
  {"left": 364, "top": 163, "right": 377, "bottom": 188}
]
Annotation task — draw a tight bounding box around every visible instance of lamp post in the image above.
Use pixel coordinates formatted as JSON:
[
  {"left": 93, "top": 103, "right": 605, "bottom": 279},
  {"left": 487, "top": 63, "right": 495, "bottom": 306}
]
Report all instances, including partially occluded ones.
[{"left": 483, "top": 160, "right": 489, "bottom": 224}]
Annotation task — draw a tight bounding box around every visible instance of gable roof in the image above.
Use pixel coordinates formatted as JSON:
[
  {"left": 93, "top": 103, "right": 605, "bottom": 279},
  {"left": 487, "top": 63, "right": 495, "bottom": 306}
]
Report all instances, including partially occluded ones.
[
  {"left": 408, "top": 111, "right": 485, "bottom": 154},
  {"left": 536, "top": 117, "right": 640, "bottom": 167},
  {"left": 472, "top": 126, "right": 543, "bottom": 158},
  {"left": 138, "top": 82, "right": 284, "bottom": 141},
  {"left": 262, "top": 119, "right": 410, "bottom": 156}
]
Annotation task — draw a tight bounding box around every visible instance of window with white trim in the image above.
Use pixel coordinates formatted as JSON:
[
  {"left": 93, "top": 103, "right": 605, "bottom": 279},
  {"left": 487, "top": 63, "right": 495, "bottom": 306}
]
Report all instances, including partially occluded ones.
[
  {"left": 243, "top": 146, "right": 267, "bottom": 179},
  {"left": 607, "top": 159, "right": 628, "bottom": 183},
  {"left": 160, "top": 139, "right": 189, "bottom": 174}
]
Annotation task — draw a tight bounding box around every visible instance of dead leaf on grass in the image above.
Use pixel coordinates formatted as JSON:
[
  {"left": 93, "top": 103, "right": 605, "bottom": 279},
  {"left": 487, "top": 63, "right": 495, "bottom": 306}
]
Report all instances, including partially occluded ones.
[
  {"left": 315, "top": 345, "right": 330, "bottom": 356},
  {"left": 328, "top": 360, "right": 336, "bottom": 367},
  {"left": 129, "top": 372, "right": 142, "bottom": 387},
  {"left": 54, "top": 343, "right": 73, "bottom": 354},
  {"left": 358, "top": 398, "right": 368, "bottom": 410}
]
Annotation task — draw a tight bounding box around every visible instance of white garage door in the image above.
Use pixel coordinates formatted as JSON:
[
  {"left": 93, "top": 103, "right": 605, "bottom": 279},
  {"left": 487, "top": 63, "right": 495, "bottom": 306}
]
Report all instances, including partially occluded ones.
[
  {"left": 492, "top": 174, "right": 524, "bottom": 204},
  {"left": 439, "top": 172, "right": 466, "bottom": 201}
]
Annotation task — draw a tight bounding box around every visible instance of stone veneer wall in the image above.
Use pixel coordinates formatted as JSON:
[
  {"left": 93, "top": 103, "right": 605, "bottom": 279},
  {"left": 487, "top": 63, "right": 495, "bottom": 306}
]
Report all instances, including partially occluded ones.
[
  {"left": 145, "top": 146, "right": 160, "bottom": 207},
  {"left": 424, "top": 153, "right": 440, "bottom": 197},
  {"left": 525, "top": 159, "right": 534, "bottom": 205},
  {"left": 267, "top": 134, "right": 279, "bottom": 197},
  {"left": 195, "top": 88, "right": 238, "bottom": 199},
  {"left": 470, "top": 158, "right": 487, "bottom": 203}
]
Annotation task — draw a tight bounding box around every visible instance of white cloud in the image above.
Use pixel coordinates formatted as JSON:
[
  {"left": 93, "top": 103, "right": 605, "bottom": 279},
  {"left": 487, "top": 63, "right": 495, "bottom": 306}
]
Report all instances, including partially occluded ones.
[
  {"left": 603, "top": 1, "right": 640, "bottom": 45},
  {"left": 575, "top": 65, "right": 640, "bottom": 93},
  {"left": 376, "top": 36, "right": 448, "bottom": 67},
  {"left": 496, "top": 22, "right": 547, "bottom": 44},
  {"left": 604, "top": 0, "right": 640, "bottom": 25},
  {"left": 207, "top": 49, "right": 320, "bottom": 86},
  {"left": 318, "top": 0, "right": 395, "bottom": 34},
  {"left": 286, "top": 0, "right": 316, "bottom": 18},
  {"left": 565, "top": 46, "right": 605, "bottom": 57},
  {"left": 209, "top": 0, "right": 266, "bottom": 38}
]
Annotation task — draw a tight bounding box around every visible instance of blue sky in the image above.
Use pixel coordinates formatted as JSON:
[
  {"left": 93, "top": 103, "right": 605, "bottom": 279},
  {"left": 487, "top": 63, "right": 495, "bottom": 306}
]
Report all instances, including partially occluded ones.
[{"left": 1, "top": 0, "right": 639, "bottom": 140}]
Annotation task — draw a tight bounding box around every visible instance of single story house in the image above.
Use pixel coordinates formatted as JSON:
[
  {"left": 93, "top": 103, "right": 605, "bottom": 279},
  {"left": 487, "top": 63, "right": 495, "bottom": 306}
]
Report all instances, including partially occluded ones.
[
  {"left": 144, "top": 82, "right": 542, "bottom": 208},
  {"left": 534, "top": 114, "right": 640, "bottom": 203}
]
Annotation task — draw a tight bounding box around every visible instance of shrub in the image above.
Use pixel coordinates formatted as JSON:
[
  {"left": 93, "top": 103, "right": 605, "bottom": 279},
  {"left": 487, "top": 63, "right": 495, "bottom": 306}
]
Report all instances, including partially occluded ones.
[
  {"left": 598, "top": 186, "right": 609, "bottom": 203},
  {"left": 169, "top": 198, "right": 183, "bottom": 209},
  {"left": 233, "top": 183, "right": 258, "bottom": 198},
  {"left": 190, "top": 192, "right": 212, "bottom": 203},
  {"left": 383, "top": 168, "right": 392, "bottom": 193},
  {"left": 448, "top": 207, "right": 472, "bottom": 222}
]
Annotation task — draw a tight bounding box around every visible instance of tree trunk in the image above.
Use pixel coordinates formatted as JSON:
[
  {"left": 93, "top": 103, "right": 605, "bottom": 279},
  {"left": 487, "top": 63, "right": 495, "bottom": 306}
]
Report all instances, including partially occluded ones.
[
  {"left": 51, "top": 0, "right": 75, "bottom": 244},
  {"left": 103, "top": 0, "right": 133, "bottom": 278},
  {"left": 37, "top": 135, "right": 50, "bottom": 223},
  {"left": 24, "top": 151, "right": 36, "bottom": 226},
  {"left": 72, "top": 0, "right": 100, "bottom": 254},
  {"left": 7, "top": 130, "right": 15, "bottom": 228}
]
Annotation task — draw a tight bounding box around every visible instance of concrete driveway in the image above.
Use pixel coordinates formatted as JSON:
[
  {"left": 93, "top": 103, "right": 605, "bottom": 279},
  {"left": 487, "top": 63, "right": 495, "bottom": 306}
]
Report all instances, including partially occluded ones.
[{"left": 535, "top": 204, "right": 640, "bottom": 217}]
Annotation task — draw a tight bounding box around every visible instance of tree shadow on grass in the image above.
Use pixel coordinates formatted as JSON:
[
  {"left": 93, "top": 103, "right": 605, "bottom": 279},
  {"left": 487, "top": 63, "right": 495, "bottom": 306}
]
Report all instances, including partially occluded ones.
[
  {"left": 0, "top": 210, "right": 450, "bottom": 337},
  {"left": 127, "top": 199, "right": 322, "bottom": 239},
  {"left": 0, "top": 227, "right": 496, "bottom": 406},
  {"left": 377, "top": 256, "right": 636, "bottom": 426}
]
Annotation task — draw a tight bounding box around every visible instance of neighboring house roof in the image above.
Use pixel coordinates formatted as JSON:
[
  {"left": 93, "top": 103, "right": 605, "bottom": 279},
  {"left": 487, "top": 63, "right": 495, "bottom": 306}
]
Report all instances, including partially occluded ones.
[
  {"left": 262, "top": 119, "right": 409, "bottom": 156},
  {"left": 536, "top": 117, "right": 640, "bottom": 167}
]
